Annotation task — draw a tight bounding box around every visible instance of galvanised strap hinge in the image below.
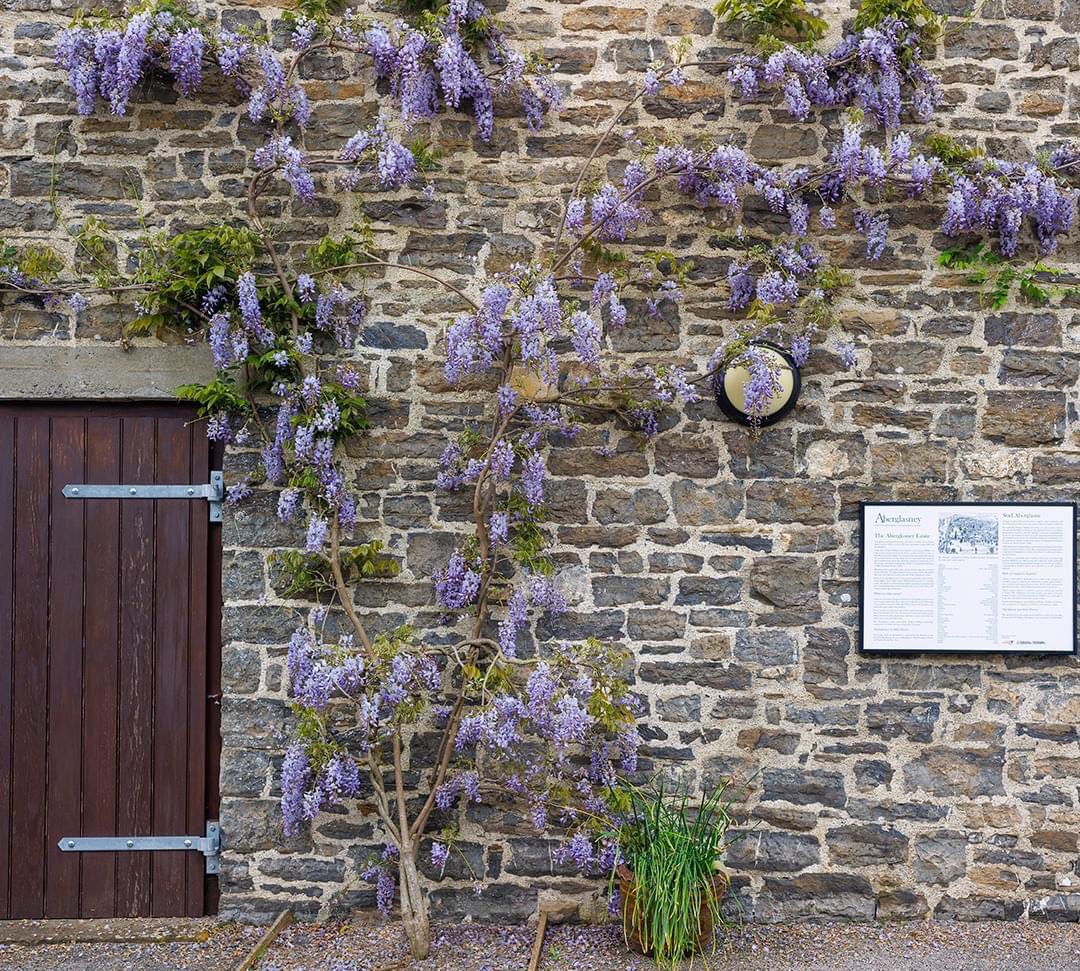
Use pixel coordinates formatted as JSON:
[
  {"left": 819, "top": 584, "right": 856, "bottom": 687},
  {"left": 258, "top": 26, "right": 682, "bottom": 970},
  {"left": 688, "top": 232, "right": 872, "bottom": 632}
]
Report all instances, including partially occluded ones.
[
  {"left": 58, "top": 821, "right": 222, "bottom": 874},
  {"left": 63, "top": 471, "right": 225, "bottom": 522}
]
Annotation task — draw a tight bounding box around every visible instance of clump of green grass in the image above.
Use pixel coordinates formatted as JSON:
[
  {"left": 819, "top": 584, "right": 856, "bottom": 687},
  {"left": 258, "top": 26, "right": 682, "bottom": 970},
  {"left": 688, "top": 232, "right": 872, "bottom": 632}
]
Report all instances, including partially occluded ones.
[{"left": 609, "top": 780, "right": 739, "bottom": 969}]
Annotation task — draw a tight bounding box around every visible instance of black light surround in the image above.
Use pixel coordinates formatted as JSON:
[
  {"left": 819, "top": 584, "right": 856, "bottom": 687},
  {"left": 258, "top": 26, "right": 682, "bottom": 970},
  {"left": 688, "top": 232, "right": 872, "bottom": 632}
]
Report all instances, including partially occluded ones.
[{"left": 713, "top": 340, "right": 802, "bottom": 427}]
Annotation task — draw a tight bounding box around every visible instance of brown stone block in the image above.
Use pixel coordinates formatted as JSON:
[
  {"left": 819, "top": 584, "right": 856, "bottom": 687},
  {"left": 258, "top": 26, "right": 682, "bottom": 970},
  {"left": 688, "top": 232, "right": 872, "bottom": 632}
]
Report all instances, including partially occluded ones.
[
  {"left": 654, "top": 4, "right": 716, "bottom": 34},
  {"left": 998, "top": 351, "right": 1080, "bottom": 387},
  {"left": 746, "top": 480, "right": 835, "bottom": 525},
  {"left": 969, "top": 866, "right": 1020, "bottom": 891},
  {"left": 840, "top": 309, "right": 912, "bottom": 337},
  {"left": 749, "top": 555, "right": 821, "bottom": 624},
  {"left": 686, "top": 632, "right": 732, "bottom": 663},
  {"left": 562, "top": 5, "right": 648, "bottom": 32},
  {"left": 870, "top": 442, "right": 950, "bottom": 483},
  {"left": 748, "top": 124, "right": 818, "bottom": 161},
  {"left": 869, "top": 341, "right": 943, "bottom": 375},
  {"left": 852, "top": 405, "right": 932, "bottom": 431},
  {"left": 877, "top": 890, "right": 930, "bottom": 919},
  {"left": 945, "top": 24, "right": 1020, "bottom": 59},
  {"left": 1021, "top": 92, "right": 1064, "bottom": 116},
  {"left": 958, "top": 803, "right": 1021, "bottom": 831},
  {"left": 1032, "top": 454, "right": 1080, "bottom": 484},
  {"left": 1030, "top": 830, "right": 1079, "bottom": 853},
  {"left": 904, "top": 747, "right": 1005, "bottom": 797},
  {"left": 757, "top": 873, "right": 875, "bottom": 921},
  {"left": 984, "top": 312, "right": 1060, "bottom": 346},
  {"left": 983, "top": 391, "right": 1066, "bottom": 446},
  {"left": 1033, "top": 755, "right": 1080, "bottom": 780},
  {"left": 737, "top": 728, "right": 800, "bottom": 754},
  {"left": 827, "top": 824, "right": 909, "bottom": 866}
]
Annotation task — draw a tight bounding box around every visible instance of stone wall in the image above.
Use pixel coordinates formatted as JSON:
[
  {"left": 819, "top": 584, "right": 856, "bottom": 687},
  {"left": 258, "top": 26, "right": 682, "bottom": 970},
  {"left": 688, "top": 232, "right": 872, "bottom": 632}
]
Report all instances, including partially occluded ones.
[{"left": 2, "top": 0, "right": 1080, "bottom": 926}]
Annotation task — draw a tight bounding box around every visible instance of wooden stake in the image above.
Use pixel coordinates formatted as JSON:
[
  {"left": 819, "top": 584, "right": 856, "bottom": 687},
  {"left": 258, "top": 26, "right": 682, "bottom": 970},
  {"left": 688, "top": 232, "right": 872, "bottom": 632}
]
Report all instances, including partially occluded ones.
[
  {"left": 527, "top": 911, "right": 549, "bottom": 971},
  {"left": 235, "top": 909, "right": 294, "bottom": 971}
]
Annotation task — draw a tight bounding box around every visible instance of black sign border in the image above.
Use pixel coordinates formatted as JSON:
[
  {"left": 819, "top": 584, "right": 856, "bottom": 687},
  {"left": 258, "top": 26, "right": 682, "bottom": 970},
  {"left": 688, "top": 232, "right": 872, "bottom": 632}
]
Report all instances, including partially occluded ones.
[{"left": 859, "top": 500, "right": 1078, "bottom": 657}]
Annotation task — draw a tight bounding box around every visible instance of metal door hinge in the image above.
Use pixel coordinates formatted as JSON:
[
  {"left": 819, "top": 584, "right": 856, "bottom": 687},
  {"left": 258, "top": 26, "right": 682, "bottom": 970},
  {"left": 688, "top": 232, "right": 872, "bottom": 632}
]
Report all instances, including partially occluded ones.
[
  {"left": 63, "top": 471, "right": 225, "bottom": 522},
  {"left": 59, "top": 821, "right": 222, "bottom": 874}
]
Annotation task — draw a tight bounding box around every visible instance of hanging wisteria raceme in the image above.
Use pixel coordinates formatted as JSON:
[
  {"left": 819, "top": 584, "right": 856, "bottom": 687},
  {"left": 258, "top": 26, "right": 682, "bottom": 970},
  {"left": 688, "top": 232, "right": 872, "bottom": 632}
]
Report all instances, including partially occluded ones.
[
  {"left": 438, "top": 639, "right": 639, "bottom": 837},
  {"left": 940, "top": 149, "right": 1079, "bottom": 257},
  {"left": 720, "top": 17, "right": 942, "bottom": 129},
  {"left": 55, "top": 0, "right": 560, "bottom": 142}
]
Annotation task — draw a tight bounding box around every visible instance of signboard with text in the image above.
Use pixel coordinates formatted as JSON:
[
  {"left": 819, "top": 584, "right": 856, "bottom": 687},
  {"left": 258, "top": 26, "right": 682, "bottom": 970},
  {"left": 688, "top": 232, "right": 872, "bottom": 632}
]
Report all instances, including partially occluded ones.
[{"left": 860, "top": 502, "right": 1076, "bottom": 655}]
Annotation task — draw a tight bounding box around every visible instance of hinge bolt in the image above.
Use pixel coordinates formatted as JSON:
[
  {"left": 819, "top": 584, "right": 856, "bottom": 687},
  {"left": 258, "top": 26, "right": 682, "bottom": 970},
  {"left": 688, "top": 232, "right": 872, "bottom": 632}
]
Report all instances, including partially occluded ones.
[
  {"left": 71, "top": 488, "right": 79, "bottom": 496},
  {"left": 184, "top": 839, "right": 192, "bottom": 847},
  {"left": 126, "top": 839, "right": 134, "bottom": 847},
  {"left": 129, "top": 488, "right": 137, "bottom": 496},
  {"left": 67, "top": 840, "right": 76, "bottom": 848}
]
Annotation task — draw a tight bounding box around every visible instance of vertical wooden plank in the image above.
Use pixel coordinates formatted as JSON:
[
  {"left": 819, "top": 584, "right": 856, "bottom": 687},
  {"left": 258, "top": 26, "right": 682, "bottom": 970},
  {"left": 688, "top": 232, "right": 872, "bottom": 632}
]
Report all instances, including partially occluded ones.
[
  {"left": 10, "top": 413, "right": 50, "bottom": 918},
  {"left": 152, "top": 416, "right": 191, "bottom": 916},
  {"left": 185, "top": 421, "right": 209, "bottom": 917},
  {"left": 45, "top": 416, "right": 86, "bottom": 917},
  {"left": 117, "top": 415, "right": 156, "bottom": 917},
  {"left": 80, "top": 416, "right": 121, "bottom": 917},
  {"left": 0, "top": 412, "right": 15, "bottom": 918}
]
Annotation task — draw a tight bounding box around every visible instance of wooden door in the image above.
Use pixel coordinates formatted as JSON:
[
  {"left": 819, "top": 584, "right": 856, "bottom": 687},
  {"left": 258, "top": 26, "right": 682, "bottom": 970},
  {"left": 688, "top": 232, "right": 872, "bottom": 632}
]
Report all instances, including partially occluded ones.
[{"left": 0, "top": 402, "right": 221, "bottom": 919}]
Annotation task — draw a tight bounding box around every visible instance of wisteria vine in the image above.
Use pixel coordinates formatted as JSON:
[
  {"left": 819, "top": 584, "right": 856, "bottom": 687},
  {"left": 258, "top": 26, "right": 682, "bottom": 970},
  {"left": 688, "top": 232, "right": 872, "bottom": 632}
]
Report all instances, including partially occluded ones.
[{"left": 1, "top": 0, "right": 1079, "bottom": 958}]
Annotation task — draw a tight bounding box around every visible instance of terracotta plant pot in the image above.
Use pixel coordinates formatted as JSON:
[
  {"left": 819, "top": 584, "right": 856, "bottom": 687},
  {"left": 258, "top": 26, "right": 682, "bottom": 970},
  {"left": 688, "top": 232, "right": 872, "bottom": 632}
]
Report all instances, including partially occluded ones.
[{"left": 616, "top": 864, "right": 730, "bottom": 957}]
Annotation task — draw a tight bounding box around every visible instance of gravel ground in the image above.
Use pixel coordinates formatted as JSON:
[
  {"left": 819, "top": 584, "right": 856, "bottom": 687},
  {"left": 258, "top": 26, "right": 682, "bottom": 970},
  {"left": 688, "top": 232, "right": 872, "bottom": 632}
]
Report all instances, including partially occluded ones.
[
  {"left": 0, "top": 921, "right": 260, "bottom": 971},
  {"left": 0, "top": 919, "right": 1076, "bottom": 971},
  {"left": 263, "top": 918, "right": 1080, "bottom": 971}
]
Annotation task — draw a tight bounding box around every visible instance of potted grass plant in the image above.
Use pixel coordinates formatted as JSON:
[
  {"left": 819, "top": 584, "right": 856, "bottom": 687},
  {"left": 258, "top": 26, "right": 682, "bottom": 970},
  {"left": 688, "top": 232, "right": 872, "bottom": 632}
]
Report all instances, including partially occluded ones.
[{"left": 607, "top": 780, "right": 738, "bottom": 969}]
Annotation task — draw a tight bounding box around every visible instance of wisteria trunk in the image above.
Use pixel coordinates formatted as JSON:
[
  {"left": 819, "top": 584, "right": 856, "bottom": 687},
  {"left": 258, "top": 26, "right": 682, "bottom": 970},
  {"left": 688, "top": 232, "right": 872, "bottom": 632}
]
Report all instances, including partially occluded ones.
[{"left": 398, "top": 851, "right": 431, "bottom": 960}]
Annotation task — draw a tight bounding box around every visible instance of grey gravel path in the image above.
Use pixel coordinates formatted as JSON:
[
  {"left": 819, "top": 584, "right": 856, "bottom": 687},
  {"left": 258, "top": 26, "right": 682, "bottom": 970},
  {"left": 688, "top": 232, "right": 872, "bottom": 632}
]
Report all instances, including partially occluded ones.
[
  {"left": 265, "top": 918, "right": 1080, "bottom": 971},
  {"left": 0, "top": 919, "right": 1076, "bottom": 971},
  {"left": 0, "top": 921, "right": 259, "bottom": 971}
]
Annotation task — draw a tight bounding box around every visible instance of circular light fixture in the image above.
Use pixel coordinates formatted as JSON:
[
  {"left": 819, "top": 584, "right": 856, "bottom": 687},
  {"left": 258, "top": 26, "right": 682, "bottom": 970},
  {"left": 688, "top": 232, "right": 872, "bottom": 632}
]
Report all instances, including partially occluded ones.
[{"left": 713, "top": 340, "right": 801, "bottom": 427}]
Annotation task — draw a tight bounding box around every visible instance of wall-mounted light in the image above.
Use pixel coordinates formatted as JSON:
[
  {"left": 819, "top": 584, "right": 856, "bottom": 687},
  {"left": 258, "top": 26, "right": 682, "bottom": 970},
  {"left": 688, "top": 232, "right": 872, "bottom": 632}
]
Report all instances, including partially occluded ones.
[{"left": 713, "top": 340, "right": 801, "bottom": 427}]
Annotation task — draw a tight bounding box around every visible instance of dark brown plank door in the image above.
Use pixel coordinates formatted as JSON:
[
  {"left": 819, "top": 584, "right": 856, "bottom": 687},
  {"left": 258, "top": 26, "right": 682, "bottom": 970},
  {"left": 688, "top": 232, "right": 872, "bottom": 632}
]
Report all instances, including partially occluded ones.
[{"left": 0, "top": 403, "right": 219, "bottom": 919}]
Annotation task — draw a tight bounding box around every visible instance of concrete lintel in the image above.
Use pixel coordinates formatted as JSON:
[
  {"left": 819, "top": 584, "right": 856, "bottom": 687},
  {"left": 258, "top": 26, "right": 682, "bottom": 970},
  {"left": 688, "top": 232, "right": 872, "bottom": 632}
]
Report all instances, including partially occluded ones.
[{"left": 0, "top": 343, "right": 214, "bottom": 400}]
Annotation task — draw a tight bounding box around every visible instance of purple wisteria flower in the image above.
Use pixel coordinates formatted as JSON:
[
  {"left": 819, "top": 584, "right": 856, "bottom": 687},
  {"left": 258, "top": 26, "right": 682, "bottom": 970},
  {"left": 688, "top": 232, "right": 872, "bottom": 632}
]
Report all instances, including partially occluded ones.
[
  {"left": 496, "top": 385, "right": 517, "bottom": 417},
  {"left": 488, "top": 511, "right": 509, "bottom": 545},
  {"left": 836, "top": 339, "right": 859, "bottom": 369},
  {"left": 569, "top": 310, "right": 602, "bottom": 368},
  {"left": 724, "top": 17, "right": 941, "bottom": 130},
  {"left": 291, "top": 17, "right": 318, "bottom": 50},
  {"left": 340, "top": 118, "right": 417, "bottom": 190},
  {"left": 376, "top": 869, "right": 395, "bottom": 915},
  {"left": 280, "top": 744, "right": 311, "bottom": 837},
  {"left": 738, "top": 345, "right": 781, "bottom": 420},
  {"left": 305, "top": 515, "right": 329, "bottom": 553},
  {"left": 756, "top": 270, "right": 800, "bottom": 306},
  {"left": 434, "top": 550, "right": 481, "bottom": 610},
  {"left": 253, "top": 135, "right": 315, "bottom": 204},
  {"left": 521, "top": 451, "right": 545, "bottom": 508},
  {"left": 277, "top": 488, "right": 302, "bottom": 523},
  {"left": 853, "top": 209, "right": 890, "bottom": 260},
  {"left": 489, "top": 438, "right": 514, "bottom": 481},
  {"left": 790, "top": 332, "right": 812, "bottom": 367},
  {"left": 727, "top": 261, "right": 754, "bottom": 311},
  {"left": 430, "top": 842, "right": 450, "bottom": 874}
]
